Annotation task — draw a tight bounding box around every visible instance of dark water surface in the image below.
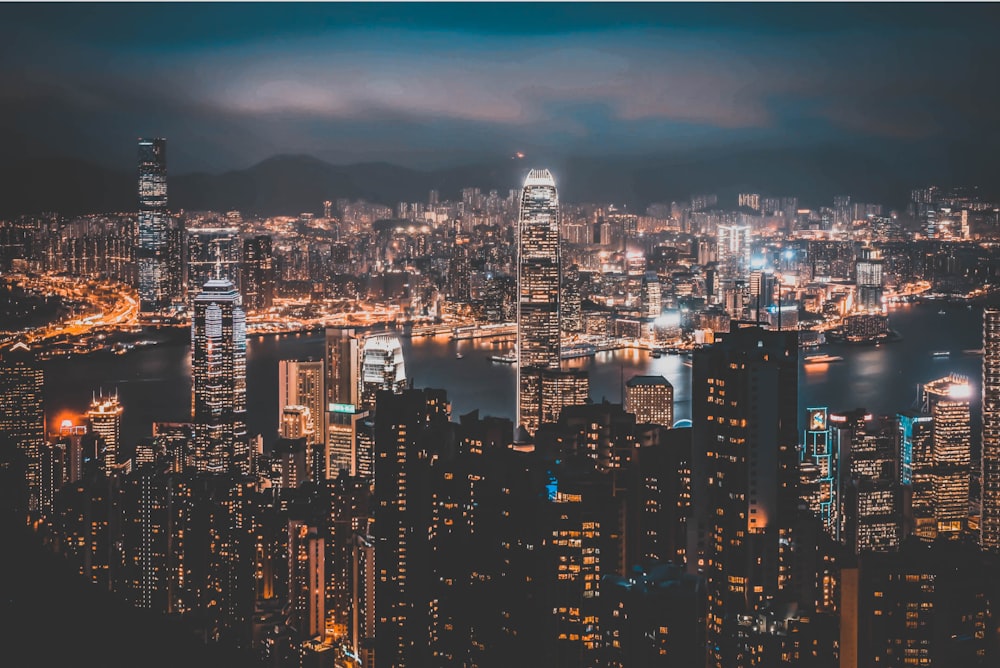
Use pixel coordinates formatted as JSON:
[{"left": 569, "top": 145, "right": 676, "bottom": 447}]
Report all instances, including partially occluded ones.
[{"left": 43, "top": 299, "right": 990, "bottom": 449}]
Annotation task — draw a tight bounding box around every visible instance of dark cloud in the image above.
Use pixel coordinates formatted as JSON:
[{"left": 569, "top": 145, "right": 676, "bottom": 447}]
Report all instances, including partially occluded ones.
[{"left": 1, "top": 3, "right": 999, "bottom": 178}]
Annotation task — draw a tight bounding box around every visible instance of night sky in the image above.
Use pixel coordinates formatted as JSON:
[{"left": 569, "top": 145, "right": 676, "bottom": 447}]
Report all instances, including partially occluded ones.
[{"left": 2, "top": 2, "right": 999, "bottom": 180}]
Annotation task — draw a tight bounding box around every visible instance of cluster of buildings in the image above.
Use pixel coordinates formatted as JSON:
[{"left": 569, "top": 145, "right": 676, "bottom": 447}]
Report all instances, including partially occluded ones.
[{"left": 5, "top": 149, "right": 1000, "bottom": 666}]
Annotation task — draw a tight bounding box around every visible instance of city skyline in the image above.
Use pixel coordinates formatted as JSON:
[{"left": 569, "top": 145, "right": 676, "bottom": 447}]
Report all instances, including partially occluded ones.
[{"left": 5, "top": 3, "right": 1000, "bottom": 667}]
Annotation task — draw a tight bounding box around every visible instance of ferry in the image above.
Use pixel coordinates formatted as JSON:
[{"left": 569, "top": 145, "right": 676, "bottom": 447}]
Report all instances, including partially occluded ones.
[
  {"left": 938, "top": 309, "right": 946, "bottom": 315},
  {"left": 489, "top": 351, "right": 517, "bottom": 364},
  {"left": 804, "top": 354, "right": 844, "bottom": 364},
  {"left": 455, "top": 352, "right": 464, "bottom": 359},
  {"left": 931, "top": 351, "right": 950, "bottom": 358}
]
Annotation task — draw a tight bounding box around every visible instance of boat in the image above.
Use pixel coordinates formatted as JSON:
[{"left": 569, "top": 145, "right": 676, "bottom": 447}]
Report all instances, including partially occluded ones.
[
  {"left": 650, "top": 349, "right": 663, "bottom": 358},
  {"left": 931, "top": 351, "right": 950, "bottom": 358},
  {"left": 489, "top": 352, "right": 517, "bottom": 364},
  {"left": 804, "top": 354, "right": 845, "bottom": 364},
  {"left": 455, "top": 352, "right": 464, "bottom": 359},
  {"left": 938, "top": 309, "right": 946, "bottom": 315}
]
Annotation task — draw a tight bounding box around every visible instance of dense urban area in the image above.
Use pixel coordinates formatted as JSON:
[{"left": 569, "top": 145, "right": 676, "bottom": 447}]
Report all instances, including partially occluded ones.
[{"left": 2, "top": 136, "right": 1000, "bottom": 668}]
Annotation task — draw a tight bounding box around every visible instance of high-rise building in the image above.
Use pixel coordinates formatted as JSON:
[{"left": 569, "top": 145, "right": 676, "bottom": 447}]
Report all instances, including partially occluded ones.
[
  {"left": 716, "top": 224, "right": 751, "bottom": 280},
  {"left": 519, "top": 367, "right": 589, "bottom": 430},
  {"left": 242, "top": 235, "right": 275, "bottom": 311},
  {"left": 923, "top": 374, "right": 974, "bottom": 536},
  {"left": 278, "top": 359, "right": 325, "bottom": 445},
  {"left": 689, "top": 322, "right": 799, "bottom": 667},
  {"left": 516, "top": 169, "right": 561, "bottom": 434},
  {"left": 855, "top": 245, "right": 885, "bottom": 313},
  {"left": 191, "top": 276, "right": 248, "bottom": 474},
  {"left": 983, "top": 308, "right": 1000, "bottom": 551},
  {"left": 800, "top": 407, "right": 841, "bottom": 540},
  {"left": 86, "top": 391, "right": 123, "bottom": 470},
  {"left": 0, "top": 342, "right": 45, "bottom": 514},
  {"left": 326, "top": 327, "right": 360, "bottom": 410},
  {"left": 186, "top": 226, "right": 241, "bottom": 300},
  {"left": 625, "top": 375, "right": 674, "bottom": 427},
  {"left": 137, "top": 137, "right": 170, "bottom": 311},
  {"left": 360, "top": 334, "right": 406, "bottom": 411},
  {"left": 898, "top": 410, "right": 936, "bottom": 539}
]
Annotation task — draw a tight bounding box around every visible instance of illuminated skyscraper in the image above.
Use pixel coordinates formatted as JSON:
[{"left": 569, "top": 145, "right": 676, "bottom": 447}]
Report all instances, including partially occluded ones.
[
  {"left": 137, "top": 138, "right": 170, "bottom": 311},
  {"left": 186, "top": 226, "right": 241, "bottom": 300},
  {"left": 800, "top": 407, "right": 841, "bottom": 540},
  {"left": 0, "top": 342, "right": 45, "bottom": 513},
  {"left": 689, "top": 323, "right": 799, "bottom": 667},
  {"left": 191, "top": 276, "right": 248, "bottom": 473},
  {"left": 855, "top": 245, "right": 885, "bottom": 313},
  {"left": 923, "top": 375, "right": 973, "bottom": 537},
  {"left": 516, "top": 169, "right": 561, "bottom": 434},
  {"left": 625, "top": 375, "right": 674, "bottom": 427},
  {"left": 86, "top": 391, "right": 123, "bottom": 470},
  {"left": 360, "top": 334, "right": 407, "bottom": 412},
  {"left": 716, "top": 224, "right": 751, "bottom": 280},
  {"left": 242, "top": 235, "right": 275, "bottom": 311},
  {"left": 984, "top": 308, "right": 1000, "bottom": 551},
  {"left": 327, "top": 327, "right": 360, "bottom": 410},
  {"left": 898, "top": 410, "right": 936, "bottom": 539}
]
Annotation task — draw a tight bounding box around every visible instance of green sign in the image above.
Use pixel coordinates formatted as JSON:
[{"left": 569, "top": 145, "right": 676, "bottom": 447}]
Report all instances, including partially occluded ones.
[{"left": 329, "top": 403, "right": 356, "bottom": 414}]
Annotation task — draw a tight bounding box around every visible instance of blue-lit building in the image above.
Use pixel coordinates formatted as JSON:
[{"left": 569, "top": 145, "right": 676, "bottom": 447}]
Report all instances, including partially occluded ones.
[{"left": 800, "top": 407, "right": 842, "bottom": 541}]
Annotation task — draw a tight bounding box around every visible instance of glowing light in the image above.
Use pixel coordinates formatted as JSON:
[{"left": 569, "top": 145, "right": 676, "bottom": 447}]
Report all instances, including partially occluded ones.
[{"left": 948, "top": 383, "right": 973, "bottom": 400}]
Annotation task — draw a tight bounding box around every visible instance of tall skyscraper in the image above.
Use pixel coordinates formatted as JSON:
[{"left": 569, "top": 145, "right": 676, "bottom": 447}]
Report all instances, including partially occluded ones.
[
  {"left": 0, "top": 342, "right": 45, "bottom": 513},
  {"left": 191, "top": 276, "right": 248, "bottom": 474},
  {"left": 983, "top": 308, "right": 1000, "bottom": 551},
  {"left": 360, "top": 334, "right": 407, "bottom": 411},
  {"left": 186, "top": 226, "right": 241, "bottom": 301},
  {"left": 242, "top": 235, "right": 275, "bottom": 311},
  {"left": 86, "top": 391, "right": 123, "bottom": 470},
  {"left": 716, "top": 224, "right": 752, "bottom": 280},
  {"left": 689, "top": 322, "right": 799, "bottom": 667},
  {"left": 855, "top": 245, "right": 885, "bottom": 313},
  {"left": 516, "top": 169, "right": 561, "bottom": 434},
  {"left": 625, "top": 375, "right": 675, "bottom": 427},
  {"left": 923, "top": 374, "right": 973, "bottom": 536},
  {"left": 800, "top": 407, "right": 841, "bottom": 540},
  {"left": 326, "top": 327, "right": 360, "bottom": 410},
  {"left": 137, "top": 138, "right": 169, "bottom": 311}
]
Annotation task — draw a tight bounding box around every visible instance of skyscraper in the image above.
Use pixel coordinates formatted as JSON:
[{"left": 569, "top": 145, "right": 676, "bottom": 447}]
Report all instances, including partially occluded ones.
[
  {"left": 923, "top": 374, "right": 973, "bottom": 536},
  {"left": 625, "top": 375, "right": 674, "bottom": 427},
  {"left": 137, "top": 138, "right": 170, "bottom": 311},
  {"left": 278, "top": 359, "right": 325, "bottom": 445},
  {"left": 983, "top": 308, "right": 1000, "bottom": 551},
  {"left": 186, "top": 226, "right": 241, "bottom": 301},
  {"left": 689, "top": 322, "right": 799, "bottom": 667},
  {"left": 326, "top": 327, "right": 360, "bottom": 410},
  {"left": 191, "top": 276, "right": 248, "bottom": 474},
  {"left": 0, "top": 342, "right": 45, "bottom": 514},
  {"left": 516, "top": 169, "right": 561, "bottom": 434},
  {"left": 360, "top": 334, "right": 407, "bottom": 411},
  {"left": 242, "top": 235, "right": 275, "bottom": 312},
  {"left": 855, "top": 245, "right": 885, "bottom": 313},
  {"left": 86, "top": 391, "right": 123, "bottom": 470}
]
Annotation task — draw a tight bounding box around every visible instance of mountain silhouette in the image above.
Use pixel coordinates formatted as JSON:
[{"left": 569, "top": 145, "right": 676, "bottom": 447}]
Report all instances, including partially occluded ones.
[{"left": 0, "top": 147, "right": 935, "bottom": 219}]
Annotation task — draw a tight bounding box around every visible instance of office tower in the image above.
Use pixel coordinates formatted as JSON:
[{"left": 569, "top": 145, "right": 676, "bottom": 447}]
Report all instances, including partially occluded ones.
[
  {"left": 983, "top": 308, "right": 1000, "bottom": 551},
  {"left": 278, "top": 359, "right": 325, "bottom": 444},
  {"left": 923, "top": 375, "right": 973, "bottom": 536},
  {"left": 561, "top": 264, "right": 582, "bottom": 333},
  {"left": 360, "top": 334, "right": 406, "bottom": 411},
  {"left": 0, "top": 342, "right": 45, "bottom": 514},
  {"left": 689, "top": 323, "right": 799, "bottom": 667},
  {"left": 191, "top": 276, "right": 248, "bottom": 474},
  {"left": 855, "top": 245, "right": 884, "bottom": 313},
  {"left": 716, "top": 224, "right": 751, "bottom": 280},
  {"left": 326, "top": 327, "right": 360, "bottom": 409},
  {"left": 899, "top": 410, "right": 935, "bottom": 539},
  {"left": 328, "top": 406, "right": 370, "bottom": 480},
  {"left": 242, "top": 235, "right": 275, "bottom": 311},
  {"left": 519, "top": 367, "right": 589, "bottom": 433},
  {"left": 186, "top": 226, "right": 241, "bottom": 300},
  {"left": 137, "top": 137, "right": 169, "bottom": 311},
  {"left": 800, "top": 407, "right": 841, "bottom": 540},
  {"left": 374, "top": 388, "right": 451, "bottom": 668},
  {"left": 640, "top": 271, "right": 661, "bottom": 319},
  {"left": 625, "top": 375, "right": 674, "bottom": 427},
  {"left": 516, "top": 169, "right": 561, "bottom": 434},
  {"left": 843, "top": 416, "right": 903, "bottom": 554},
  {"left": 86, "top": 391, "right": 123, "bottom": 470}
]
